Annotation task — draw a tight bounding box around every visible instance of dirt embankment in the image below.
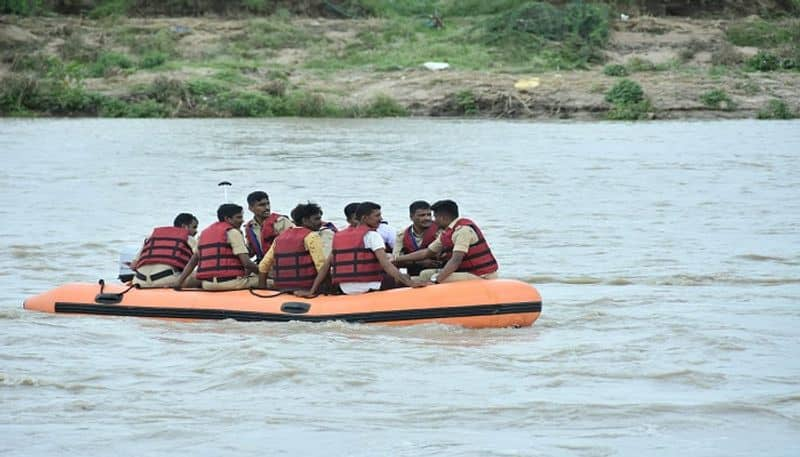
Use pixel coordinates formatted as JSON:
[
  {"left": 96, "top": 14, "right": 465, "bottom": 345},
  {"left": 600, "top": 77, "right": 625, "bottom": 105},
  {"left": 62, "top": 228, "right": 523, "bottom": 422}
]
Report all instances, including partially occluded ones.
[{"left": 1, "top": 13, "right": 799, "bottom": 119}]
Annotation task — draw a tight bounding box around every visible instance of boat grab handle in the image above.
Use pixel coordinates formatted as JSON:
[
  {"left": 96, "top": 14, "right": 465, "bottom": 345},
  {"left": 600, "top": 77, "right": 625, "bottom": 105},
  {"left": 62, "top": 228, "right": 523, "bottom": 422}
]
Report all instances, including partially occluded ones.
[{"left": 281, "top": 302, "right": 311, "bottom": 314}]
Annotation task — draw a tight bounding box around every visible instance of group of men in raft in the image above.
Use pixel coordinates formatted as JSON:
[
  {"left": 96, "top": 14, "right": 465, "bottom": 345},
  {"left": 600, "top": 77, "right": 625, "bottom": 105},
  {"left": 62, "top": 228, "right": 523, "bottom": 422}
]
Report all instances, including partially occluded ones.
[{"left": 128, "top": 191, "right": 499, "bottom": 296}]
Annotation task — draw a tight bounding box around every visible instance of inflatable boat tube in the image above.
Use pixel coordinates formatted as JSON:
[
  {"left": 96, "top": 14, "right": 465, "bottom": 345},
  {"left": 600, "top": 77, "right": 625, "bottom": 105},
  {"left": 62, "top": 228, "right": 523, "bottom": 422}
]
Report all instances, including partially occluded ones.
[{"left": 23, "top": 279, "right": 541, "bottom": 329}]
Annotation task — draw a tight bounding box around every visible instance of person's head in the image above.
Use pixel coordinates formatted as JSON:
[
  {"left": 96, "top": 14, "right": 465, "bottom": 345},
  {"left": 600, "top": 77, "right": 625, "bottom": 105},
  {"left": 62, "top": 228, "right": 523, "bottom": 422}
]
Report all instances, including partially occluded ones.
[
  {"left": 344, "top": 202, "right": 360, "bottom": 228},
  {"left": 173, "top": 213, "right": 199, "bottom": 236},
  {"left": 408, "top": 200, "right": 432, "bottom": 230},
  {"left": 217, "top": 203, "right": 244, "bottom": 228},
  {"left": 290, "top": 202, "right": 323, "bottom": 231},
  {"left": 356, "top": 201, "right": 382, "bottom": 229},
  {"left": 247, "top": 191, "right": 270, "bottom": 219},
  {"left": 431, "top": 199, "right": 459, "bottom": 228}
]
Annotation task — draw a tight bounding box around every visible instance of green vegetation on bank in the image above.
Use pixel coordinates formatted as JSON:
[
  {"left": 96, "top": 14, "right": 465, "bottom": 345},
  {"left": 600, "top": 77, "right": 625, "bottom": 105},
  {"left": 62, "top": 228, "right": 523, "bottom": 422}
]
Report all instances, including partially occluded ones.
[{"left": 1, "top": 0, "right": 799, "bottom": 118}]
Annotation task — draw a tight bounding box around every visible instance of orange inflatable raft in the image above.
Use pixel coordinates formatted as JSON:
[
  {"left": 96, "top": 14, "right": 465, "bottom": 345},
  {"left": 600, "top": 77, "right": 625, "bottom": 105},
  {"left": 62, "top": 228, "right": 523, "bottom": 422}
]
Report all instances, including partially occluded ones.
[{"left": 23, "top": 279, "right": 541, "bottom": 329}]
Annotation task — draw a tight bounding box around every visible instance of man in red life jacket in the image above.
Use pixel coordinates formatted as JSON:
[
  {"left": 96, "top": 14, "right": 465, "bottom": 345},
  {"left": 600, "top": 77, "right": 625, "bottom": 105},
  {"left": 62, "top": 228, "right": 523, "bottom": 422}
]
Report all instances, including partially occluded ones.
[
  {"left": 296, "top": 202, "right": 424, "bottom": 297},
  {"left": 243, "top": 191, "right": 293, "bottom": 263},
  {"left": 394, "top": 199, "right": 499, "bottom": 283},
  {"left": 343, "top": 202, "right": 360, "bottom": 229},
  {"left": 393, "top": 200, "right": 443, "bottom": 277},
  {"left": 131, "top": 213, "right": 200, "bottom": 288},
  {"left": 175, "top": 204, "right": 260, "bottom": 290},
  {"left": 257, "top": 202, "right": 327, "bottom": 291}
]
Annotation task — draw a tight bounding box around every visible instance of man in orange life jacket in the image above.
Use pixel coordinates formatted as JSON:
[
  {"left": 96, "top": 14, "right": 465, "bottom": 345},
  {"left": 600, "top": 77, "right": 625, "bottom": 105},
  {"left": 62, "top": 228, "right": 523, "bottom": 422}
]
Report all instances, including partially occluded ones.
[
  {"left": 393, "top": 200, "right": 443, "bottom": 277},
  {"left": 243, "top": 191, "right": 293, "bottom": 263},
  {"left": 296, "top": 202, "right": 423, "bottom": 296},
  {"left": 257, "top": 202, "right": 327, "bottom": 290},
  {"left": 345, "top": 201, "right": 395, "bottom": 252},
  {"left": 175, "top": 204, "right": 260, "bottom": 290},
  {"left": 131, "top": 213, "right": 200, "bottom": 288},
  {"left": 394, "top": 199, "right": 499, "bottom": 283}
]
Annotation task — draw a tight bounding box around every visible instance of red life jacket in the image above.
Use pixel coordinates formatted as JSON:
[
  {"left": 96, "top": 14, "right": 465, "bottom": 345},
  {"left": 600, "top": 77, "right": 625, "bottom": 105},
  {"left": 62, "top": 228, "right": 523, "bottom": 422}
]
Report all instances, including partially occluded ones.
[
  {"left": 133, "top": 226, "right": 193, "bottom": 271},
  {"left": 272, "top": 227, "right": 317, "bottom": 290},
  {"left": 196, "top": 221, "right": 246, "bottom": 281},
  {"left": 401, "top": 224, "right": 440, "bottom": 276},
  {"left": 244, "top": 213, "right": 284, "bottom": 260},
  {"left": 331, "top": 225, "right": 384, "bottom": 285},
  {"left": 402, "top": 224, "right": 439, "bottom": 254},
  {"left": 440, "top": 218, "right": 498, "bottom": 276}
]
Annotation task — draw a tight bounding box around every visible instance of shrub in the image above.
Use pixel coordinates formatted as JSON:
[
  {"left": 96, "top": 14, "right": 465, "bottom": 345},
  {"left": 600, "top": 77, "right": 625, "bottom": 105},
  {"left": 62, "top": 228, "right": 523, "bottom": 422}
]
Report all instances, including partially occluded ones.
[
  {"left": 139, "top": 51, "right": 167, "bottom": 69},
  {"left": 0, "top": 74, "right": 39, "bottom": 114},
  {"left": 126, "top": 99, "right": 168, "bottom": 118},
  {"left": 187, "top": 79, "right": 226, "bottom": 96},
  {"left": 605, "top": 79, "right": 643, "bottom": 105},
  {"left": 218, "top": 91, "right": 279, "bottom": 117},
  {"left": 603, "top": 64, "right": 628, "bottom": 77},
  {"left": 88, "top": 52, "right": 134, "bottom": 77},
  {"left": 726, "top": 18, "right": 800, "bottom": 48},
  {"left": 757, "top": 99, "right": 796, "bottom": 119},
  {"left": 606, "top": 100, "right": 652, "bottom": 121},
  {"left": 455, "top": 90, "right": 478, "bottom": 115},
  {"left": 89, "top": 0, "right": 131, "bottom": 19},
  {"left": 700, "top": 89, "right": 736, "bottom": 111},
  {"left": 626, "top": 57, "right": 658, "bottom": 72},
  {"left": 605, "top": 79, "right": 651, "bottom": 120},
  {"left": 747, "top": 50, "right": 781, "bottom": 71},
  {"left": 1, "top": 0, "right": 43, "bottom": 15},
  {"left": 482, "top": 1, "right": 610, "bottom": 66},
  {"left": 283, "top": 92, "right": 338, "bottom": 117},
  {"left": 361, "top": 94, "right": 408, "bottom": 117}
]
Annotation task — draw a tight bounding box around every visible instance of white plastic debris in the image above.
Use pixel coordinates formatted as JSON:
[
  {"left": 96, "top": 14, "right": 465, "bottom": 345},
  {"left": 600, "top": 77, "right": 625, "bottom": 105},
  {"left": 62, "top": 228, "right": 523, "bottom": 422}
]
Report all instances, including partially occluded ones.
[{"left": 422, "top": 62, "right": 450, "bottom": 71}]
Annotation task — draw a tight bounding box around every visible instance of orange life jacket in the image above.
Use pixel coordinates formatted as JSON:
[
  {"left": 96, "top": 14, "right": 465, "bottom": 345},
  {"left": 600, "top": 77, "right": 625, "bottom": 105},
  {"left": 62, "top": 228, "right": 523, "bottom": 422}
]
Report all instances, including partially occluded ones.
[
  {"left": 133, "top": 226, "right": 193, "bottom": 271},
  {"left": 331, "top": 225, "right": 384, "bottom": 285},
  {"left": 196, "top": 221, "right": 246, "bottom": 281},
  {"left": 244, "top": 213, "right": 284, "bottom": 261},
  {"left": 401, "top": 224, "right": 440, "bottom": 276},
  {"left": 272, "top": 227, "right": 317, "bottom": 290},
  {"left": 440, "top": 218, "right": 498, "bottom": 276}
]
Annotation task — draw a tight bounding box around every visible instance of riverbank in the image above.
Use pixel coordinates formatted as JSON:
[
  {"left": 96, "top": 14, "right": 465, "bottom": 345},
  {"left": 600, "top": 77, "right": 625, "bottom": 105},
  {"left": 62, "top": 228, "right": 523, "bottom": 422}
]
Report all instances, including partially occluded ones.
[{"left": 1, "top": 11, "right": 799, "bottom": 119}]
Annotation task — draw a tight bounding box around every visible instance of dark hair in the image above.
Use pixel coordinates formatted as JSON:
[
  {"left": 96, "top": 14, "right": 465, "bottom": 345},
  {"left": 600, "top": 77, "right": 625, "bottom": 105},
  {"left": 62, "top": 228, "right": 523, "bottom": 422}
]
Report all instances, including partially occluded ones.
[
  {"left": 409, "top": 200, "right": 431, "bottom": 216},
  {"left": 344, "top": 202, "right": 360, "bottom": 220},
  {"left": 356, "top": 201, "right": 381, "bottom": 219},
  {"left": 247, "top": 191, "right": 269, "bottom": 206},
  {"left": 173, "top": 213, "right": 197, "bottom": 227},
  {"left": 431, "top": 199, "right": 459, "bottom": 218},
  {"left": 217, "top": 203, "right": 243, "bottom": 221},
  {"left": 290, "top": 202, "right": 323, "bottom": 226}
]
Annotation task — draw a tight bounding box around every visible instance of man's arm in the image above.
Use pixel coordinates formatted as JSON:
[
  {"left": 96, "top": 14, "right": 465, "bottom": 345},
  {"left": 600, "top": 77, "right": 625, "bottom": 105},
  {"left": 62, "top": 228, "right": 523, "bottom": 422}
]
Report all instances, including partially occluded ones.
[
  {"left": 295, "top": 254, "right": 332, "bottom": 297},
  {"left": 375, "top": 248, "right": 424, "bottom": 288},
  {"left": 257, "top": 244, "right": 276, "bottom": 288},
  {"left": 174, "top": 253, "right": 198, "bottom": 290}
]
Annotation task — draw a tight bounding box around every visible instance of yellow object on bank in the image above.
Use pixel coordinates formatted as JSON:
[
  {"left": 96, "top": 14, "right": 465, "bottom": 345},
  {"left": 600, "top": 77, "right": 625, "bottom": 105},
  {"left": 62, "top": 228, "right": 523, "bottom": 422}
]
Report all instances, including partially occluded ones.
[{"left": 514, "top": 77, "right": 541, "bottom": 91}]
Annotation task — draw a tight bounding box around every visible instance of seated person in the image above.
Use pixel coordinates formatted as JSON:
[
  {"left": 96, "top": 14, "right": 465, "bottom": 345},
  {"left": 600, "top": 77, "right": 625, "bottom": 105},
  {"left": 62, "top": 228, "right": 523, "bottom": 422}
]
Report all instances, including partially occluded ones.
[
  {"left": 393, "top": 199, "right": 499, "bottom": 283},
  {"left": 243, "top": 191, "right": 293, "bottom": 263},
  {"left": 131, "top": 213, "right": 200, "bottom": 288},
  {"left": 257, "top": 202, "right": 327, "bottom": 291},
  {"left": 393, "top": 200, "right": 443, "bottom": 276},
  {"left": 296, "top": 202, "right": 423, "bottom": 296},
  {"left": 176, "top": 204, "right": 259, "bottom": 290}
]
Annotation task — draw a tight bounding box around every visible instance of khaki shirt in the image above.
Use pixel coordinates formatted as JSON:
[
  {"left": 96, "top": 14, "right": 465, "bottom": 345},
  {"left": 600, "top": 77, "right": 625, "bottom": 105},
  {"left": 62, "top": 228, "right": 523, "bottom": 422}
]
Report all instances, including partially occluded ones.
[
  {"left": 258, "top": 231, "right": 326, "bottom": 274},
  {"left": 245, "top": 215, "right": 294, "bottom": 254},
  {"left": 427, "top": 218, "right": 479, "bottom": 254},
  {"left": 227, "top": 228, "right": 249, "bottom": 256},
  {"left": 319, "top": 227, "right": 335, "bottom": 258}
]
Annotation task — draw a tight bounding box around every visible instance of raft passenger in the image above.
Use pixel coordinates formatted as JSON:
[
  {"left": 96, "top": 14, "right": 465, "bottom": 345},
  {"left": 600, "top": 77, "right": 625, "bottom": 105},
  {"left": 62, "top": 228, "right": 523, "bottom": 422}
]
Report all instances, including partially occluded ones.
[
  {"left": 296, "top": 202, "right": 423, "bottom": 297},
  {"left": 257, "top": 202, "right": 327, "bottom": 291},
  {"left": 176, "top": 204, "right": 259, "bottom": 290},
  {"left": 243, "top": 191, "right": 293, "bottom": 263},
  {"left": 393, "top": 201, "right": 443, "bottom": 277},
  {"left": 394, "top": 199, "right": 499, "bottom": 283},
  {"left": 131, "top": 213, "right": 200, "bottom": 288}
]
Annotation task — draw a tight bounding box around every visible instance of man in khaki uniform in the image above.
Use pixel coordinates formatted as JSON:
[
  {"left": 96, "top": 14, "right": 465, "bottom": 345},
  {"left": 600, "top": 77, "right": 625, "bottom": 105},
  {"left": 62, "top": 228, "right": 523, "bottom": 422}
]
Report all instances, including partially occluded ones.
[
  {"left": 176, "top": 204, "right": 260, "bottom": 291},
  {"left": 244, "top": 191, "right": 293, "bottom": 262},
  {"left": 131, "top": 213, "right": 201, "bottom": 288},
  {"left": 394, "top": 200, "right": 499, "bottom": 283}
]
